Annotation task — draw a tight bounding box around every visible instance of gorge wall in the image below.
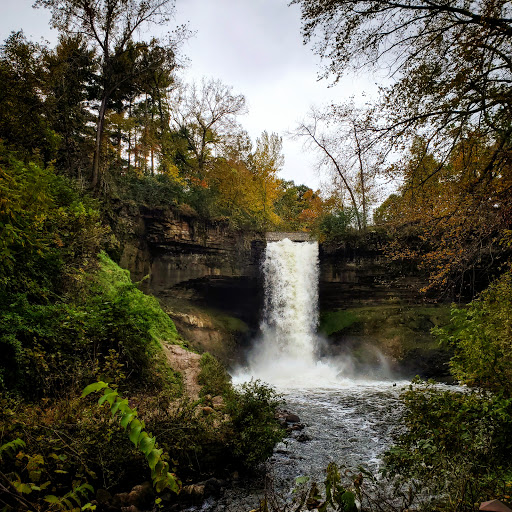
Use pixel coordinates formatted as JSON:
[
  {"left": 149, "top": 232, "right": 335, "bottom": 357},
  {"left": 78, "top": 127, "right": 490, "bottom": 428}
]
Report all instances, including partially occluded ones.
[
  {"left": 116, "top": 205, "right": 427, "bottom": 321},
  {"left": 114, "top": 205, "right": 448, "bottom": 377}
]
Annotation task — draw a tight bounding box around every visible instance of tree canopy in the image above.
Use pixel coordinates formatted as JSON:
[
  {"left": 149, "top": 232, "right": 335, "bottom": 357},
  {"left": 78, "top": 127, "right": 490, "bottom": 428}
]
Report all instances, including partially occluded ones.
[{"left": 293, "top": 0, "right": 512, "bottom": 295}]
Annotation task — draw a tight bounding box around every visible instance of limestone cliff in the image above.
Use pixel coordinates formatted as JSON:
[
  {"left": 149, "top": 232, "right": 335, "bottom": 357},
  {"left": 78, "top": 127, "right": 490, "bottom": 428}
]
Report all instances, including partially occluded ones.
[{"left": 112, "top": 205, "right": 445, "bottom": 375}]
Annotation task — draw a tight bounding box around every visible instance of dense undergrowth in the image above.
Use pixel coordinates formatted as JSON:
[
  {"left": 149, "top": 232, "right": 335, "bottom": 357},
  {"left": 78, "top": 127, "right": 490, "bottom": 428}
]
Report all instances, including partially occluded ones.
[
  {"left": 279, "top": 268, "right": 512, "bottom": 512},
  {"left": 0, "top": 150, "right": 285, "bottom": 511}
]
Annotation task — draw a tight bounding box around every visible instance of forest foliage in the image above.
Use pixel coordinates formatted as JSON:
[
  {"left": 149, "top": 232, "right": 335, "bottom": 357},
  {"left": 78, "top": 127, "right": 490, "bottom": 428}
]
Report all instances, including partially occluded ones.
[
  {"left": 1, "top": 0, "right": 512, "bottom": 511},
  {"left": 0, "top": 24, "right": 334, "bottom": 234},
  {"left": 382, "top": 269, "right": 512, "bottom": 511},
  {"left": 0, "top": 147, "right": 283, "bottom": 509}
]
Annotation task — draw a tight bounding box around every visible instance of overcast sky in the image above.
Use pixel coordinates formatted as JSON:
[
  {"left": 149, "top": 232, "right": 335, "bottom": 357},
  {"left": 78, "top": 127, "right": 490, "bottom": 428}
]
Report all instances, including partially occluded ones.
[{"left": 1, "top": 0, "right": 380, "bottom": 191}]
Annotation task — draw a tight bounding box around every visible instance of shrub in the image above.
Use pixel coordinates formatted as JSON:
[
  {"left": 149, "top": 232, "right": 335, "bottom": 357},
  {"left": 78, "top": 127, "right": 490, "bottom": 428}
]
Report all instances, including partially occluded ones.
[
  {"left": 318, "top": 209, "right": 358, "bottom": 242},
  {"left": 383, "top": 380, "right": 512, "bottom": 511},
  {"left": 0, "top": 392, "right": 146, "bottom": 510},
  {"left": 198, "top": 352, "right": 232, "bottom": 397},
  {"left": 434, "top": 268, "right": 512, "bottom": 395},
  {"left": 381, "top": 270, "right": 512, "bottom": 511},
  {"left": 223, "top": 380, "right": 285, "bottom": 469},
  {"left": 0, "top": 252, "right": 182, "bottom": 398}
]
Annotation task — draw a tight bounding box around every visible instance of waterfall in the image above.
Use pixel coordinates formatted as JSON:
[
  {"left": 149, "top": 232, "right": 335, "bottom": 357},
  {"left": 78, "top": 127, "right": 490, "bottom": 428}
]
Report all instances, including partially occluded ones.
[
  {"left": 261, "top": 239, "right": 319, "bottom": 363},
  {"left": 234, "top": 238, "right": 342, "bottom": 389}
]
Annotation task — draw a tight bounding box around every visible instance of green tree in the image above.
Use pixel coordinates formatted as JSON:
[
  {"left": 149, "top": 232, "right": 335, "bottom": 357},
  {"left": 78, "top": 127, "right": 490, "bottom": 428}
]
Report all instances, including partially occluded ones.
[
  {"left": 0, "top": 32, "right": 57, "bottom": 164},
  {"left": 435, "top": 268, "right": 512, "bottom": 396},
  {"left": 35, "top": 0, "right": 183, "bottom": 190},
  {"left": 44, "top": 34, "right": 97, "bottom": 179}
]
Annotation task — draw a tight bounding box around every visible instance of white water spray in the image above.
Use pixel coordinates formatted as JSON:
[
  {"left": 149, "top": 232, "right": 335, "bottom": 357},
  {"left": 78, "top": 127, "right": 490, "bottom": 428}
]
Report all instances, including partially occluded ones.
[{"left": 234, "top": 239, "right": 343, "bottom": 389}]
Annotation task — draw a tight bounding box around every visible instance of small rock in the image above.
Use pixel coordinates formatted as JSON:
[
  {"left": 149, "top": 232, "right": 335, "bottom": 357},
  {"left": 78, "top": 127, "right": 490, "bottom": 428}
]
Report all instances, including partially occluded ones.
[
  {"left": 296, "top": 433, "right": 311, "bottom": 442},
  {"left": 96, "top": 489, "right": 112, "bottom": 504},
  {"left": 181, "top": 484, "right": 205, "bottom": 501},
  {"left": 285, "top": 413, "right": 300, "bottom": 423},
  {"left": 204, "top": 477, "right": 222, "bottom": 497},
  {"left": 202, "top": 406, "right": 215, "bottom": 415},
  {"left": 127, "top": 482, "right": 153, "bottom": 508},
  {"left": 112, "top": 492, "right": 130, "bottom": 508}
]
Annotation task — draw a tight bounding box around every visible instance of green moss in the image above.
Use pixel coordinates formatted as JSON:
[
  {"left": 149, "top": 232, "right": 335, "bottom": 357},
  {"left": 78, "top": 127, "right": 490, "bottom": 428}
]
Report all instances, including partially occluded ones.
[
  {"left": 95, "top": 252, "right": 179, "bottom": 347},
  {"left": 320, "top": 310, "right": 359, "bottom": 336},
  {"left": 319, "top": 304, "right": 452, "bottom": 358}
]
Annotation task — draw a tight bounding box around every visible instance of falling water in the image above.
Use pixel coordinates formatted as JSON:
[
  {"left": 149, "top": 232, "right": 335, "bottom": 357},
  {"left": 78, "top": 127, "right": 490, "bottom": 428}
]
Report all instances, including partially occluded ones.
[{"left": 235, "top": 238, "right": 350, "bottom": 388}]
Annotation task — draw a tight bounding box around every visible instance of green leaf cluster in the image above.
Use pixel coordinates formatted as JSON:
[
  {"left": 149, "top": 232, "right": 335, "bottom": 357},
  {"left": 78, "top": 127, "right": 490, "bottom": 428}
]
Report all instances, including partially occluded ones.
[
  {"left": 434, "top": 268, "right": 512, "bottom": 395},
  {"left": 384, "top": 381, "right": 512, "bottom": 510},
  {"left": 0, "top": 434, "right": 94, "bottom": 511},
  {"left": 82, "top": 381, "right": 180, "bottom": 494},
  {"left": 224, "top": 380, "right": 285, "bottom": 469},
  {"left": 197, "top": 352, "right": 232, "bottom": 397}
]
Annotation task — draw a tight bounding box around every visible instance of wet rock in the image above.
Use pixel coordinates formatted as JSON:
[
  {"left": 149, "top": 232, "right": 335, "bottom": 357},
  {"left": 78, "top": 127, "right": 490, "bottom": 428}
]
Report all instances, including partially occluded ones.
[
  {"left": 111, "top": 482, "right": 153, "bottom": 511},
  {"left": 181, "top": 483, "right": 206, "bottom": 501},
  {"left": 296, "top": 433, "right": 311, "bottom": 442},
  {"left": 285, "top": 413, "right": 300, "bottom": 423},
  {"left": 96, "top": 489, "right": 112, "bottom": 505},
  {"left": 127, "top": 482, "right": 153, "bottom": 509},
  {"left": 204, "top": 477, "right": 223, "bottom": 497}
]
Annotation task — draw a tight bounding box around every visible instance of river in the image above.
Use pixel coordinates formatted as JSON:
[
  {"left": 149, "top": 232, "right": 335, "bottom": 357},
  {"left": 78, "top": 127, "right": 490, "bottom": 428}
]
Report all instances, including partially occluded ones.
[
  {"left": 190, "top": 380, "right": 407, "bottom": 512},
  {"left": 193, "top": 239, "right": 411, "bottom": 511}
]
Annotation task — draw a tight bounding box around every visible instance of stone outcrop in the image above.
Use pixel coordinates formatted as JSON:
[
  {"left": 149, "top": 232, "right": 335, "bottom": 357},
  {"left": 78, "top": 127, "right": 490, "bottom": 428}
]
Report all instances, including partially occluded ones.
[
  {"left": 118, "top": 205, "right": 264, "bottom": 292},
  {"left": 116, "top": 205, "right": 265, "bottom": 329},
  {"left": 319, "top": 239, "right": 428, "bottom": 309},
  {"left": 116, "top": 205, "right": 426, "bottom": 315}
]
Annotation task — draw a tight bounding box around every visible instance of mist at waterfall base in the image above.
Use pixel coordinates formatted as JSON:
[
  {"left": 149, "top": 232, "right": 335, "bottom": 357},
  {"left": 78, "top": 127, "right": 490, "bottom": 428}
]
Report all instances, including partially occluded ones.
[{"left": 232, "top": 238, "right": 395, "bottom": 389}]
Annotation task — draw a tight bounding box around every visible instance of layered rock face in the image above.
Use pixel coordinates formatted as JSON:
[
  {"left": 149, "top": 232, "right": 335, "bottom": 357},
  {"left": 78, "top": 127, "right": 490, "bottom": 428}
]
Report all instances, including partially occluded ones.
[
  {"left": 115, "top": 206, "right": 444, "bottom": 375},
  {"left": 117, "top": 206, "right": 265, "bottom": 325},
  {"left": 117, "top": 206, "right": 425, "bottom": 312},
  {"left": 319, "top": 240, "right": 427, "bottom": 309}
]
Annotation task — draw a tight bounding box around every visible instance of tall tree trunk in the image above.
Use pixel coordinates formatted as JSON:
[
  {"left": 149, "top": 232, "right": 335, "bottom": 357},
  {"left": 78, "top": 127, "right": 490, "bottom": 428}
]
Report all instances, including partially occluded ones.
[
  {"left": 92, "top": 94, "right": 108, "bottom": 190},
  {"left": 353, "top": 125, "right": 367, "bottom": 229},
  {"left": 128, "top": 97, "right": 132, "bottom": 173}
]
